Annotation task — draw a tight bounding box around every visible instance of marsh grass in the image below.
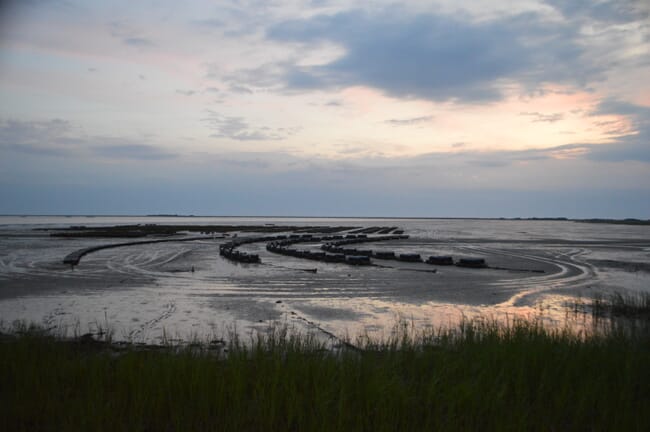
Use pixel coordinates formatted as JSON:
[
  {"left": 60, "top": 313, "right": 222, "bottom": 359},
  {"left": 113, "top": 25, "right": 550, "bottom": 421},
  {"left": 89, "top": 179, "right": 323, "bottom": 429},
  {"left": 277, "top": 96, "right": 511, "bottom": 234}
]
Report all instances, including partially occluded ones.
[
  {"left": 591, "top": 291, "right": 650, "bottom": 319},
  {"left": 1, "top": 310, "right": 649, "bottom": 432},
  {"left": 570, "top": 290, "right": 650, "bottom": 337}
]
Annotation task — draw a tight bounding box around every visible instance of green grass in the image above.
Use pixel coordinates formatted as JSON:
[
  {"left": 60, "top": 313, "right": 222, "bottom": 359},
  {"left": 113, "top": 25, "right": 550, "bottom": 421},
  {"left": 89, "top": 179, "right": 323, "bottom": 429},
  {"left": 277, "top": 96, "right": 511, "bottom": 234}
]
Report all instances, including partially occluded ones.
[{"left": 1, "top": 314, "right": 649, "bottom": 432}]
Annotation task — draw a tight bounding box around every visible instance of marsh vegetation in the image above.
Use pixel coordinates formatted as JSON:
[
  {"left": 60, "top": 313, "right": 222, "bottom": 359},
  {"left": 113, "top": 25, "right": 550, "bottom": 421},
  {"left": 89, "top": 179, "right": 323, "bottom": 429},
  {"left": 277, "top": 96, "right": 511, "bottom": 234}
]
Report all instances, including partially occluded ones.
[{"left": 1, "top": 293, "right": 649, "bottom": 431}]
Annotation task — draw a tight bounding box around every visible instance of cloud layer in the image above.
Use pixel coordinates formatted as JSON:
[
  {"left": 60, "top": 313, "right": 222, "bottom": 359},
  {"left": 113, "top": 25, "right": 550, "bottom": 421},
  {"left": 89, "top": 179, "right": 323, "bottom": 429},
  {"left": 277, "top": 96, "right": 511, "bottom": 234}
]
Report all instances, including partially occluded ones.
[
  {"left": 267, "top": 8, "right": 605, "bottom": 102},
  {"left": 0, "top": 0, "right": 648, "bottom": 216}
]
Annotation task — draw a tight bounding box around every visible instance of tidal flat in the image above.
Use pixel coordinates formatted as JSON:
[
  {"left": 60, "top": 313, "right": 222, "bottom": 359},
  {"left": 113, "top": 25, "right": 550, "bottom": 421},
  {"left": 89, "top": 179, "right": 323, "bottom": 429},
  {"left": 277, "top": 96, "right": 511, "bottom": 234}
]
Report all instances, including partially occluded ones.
[{"left": 1, "top": 215, "right": 649, "bottom": 343}]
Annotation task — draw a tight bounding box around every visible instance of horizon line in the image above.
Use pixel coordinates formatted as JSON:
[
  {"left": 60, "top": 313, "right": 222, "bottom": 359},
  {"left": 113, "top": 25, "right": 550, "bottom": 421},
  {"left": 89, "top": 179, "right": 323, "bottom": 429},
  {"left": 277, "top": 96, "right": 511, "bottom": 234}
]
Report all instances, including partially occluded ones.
[{"left": 1, "top": 214, "right": 647, "bottom": 221}]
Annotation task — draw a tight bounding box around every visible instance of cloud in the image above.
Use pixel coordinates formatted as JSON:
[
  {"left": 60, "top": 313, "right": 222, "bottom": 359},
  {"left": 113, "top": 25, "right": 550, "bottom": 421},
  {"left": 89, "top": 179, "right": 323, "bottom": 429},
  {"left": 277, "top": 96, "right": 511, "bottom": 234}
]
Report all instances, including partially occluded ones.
[
  {"left": 0, "top": 118, "right": 176, "bottom": 161},
  {"left": 582, "top": 98, "right": 650, "bottom": 162},
  {"left": 324, "top": 99, "right": 343, "bottom": 107},
  {"left": 0, "top": 118, "right": 70, "bottom": 142},
  {"left": 228, "top": 84, "right": 253, "bottom": 94},
  {"left": 490, "top": 137, "right": 650, "bottom": 164},
  {"left": 595, "top": 98, "right": 650, "bottom": 119},
  {"left": 519, "top": 111, "right": 565, "bottom": 123},
  {"left": 92, "top": 143, "right": 175, "bottom": 160},
  {"left": 497, "top": 138, "right": 650, "bottom": 165},
  {"left": 2, "top": 123, "right": 648, "bottom": 217},
  {"left": 123, "top": 36, "right": 154, "bottom": 47},
  {"left": 579, "top": 132, "right": 650, "bottom": 163},
  {"left": 266, "top": 8, "right": 598, "bottom": 103},
  {"left": 176, "top": 89, "right": 196, "bottom": 96},
  {"left": 0, "top": 119, "right": 75, "bottom": 156},
  {"left": 467, "top": 158, "right": 511, "bottom": 168},
  {"left": 191, "top": 18, "right": 224, "bottom": 28},
  {"left": 384, "top": 115, "right": 433, "bottom": 126},
  {"left": 219, "top": 61, "right": 287, "bottom": 92},
  {"left": 108, "top": 21, "right": 155, "bottom": 49},
  {"left": 202, "top": 111, "right": 286, "bottom": 141},
  {"left": 590, "top": 140, "right": 650, "bottom": 163},
  {"left": 197, "top": 141, "right": 647, "bottom": 199},
  {"left": 545, "top": 0, "right": 646, "bottom": 24}
]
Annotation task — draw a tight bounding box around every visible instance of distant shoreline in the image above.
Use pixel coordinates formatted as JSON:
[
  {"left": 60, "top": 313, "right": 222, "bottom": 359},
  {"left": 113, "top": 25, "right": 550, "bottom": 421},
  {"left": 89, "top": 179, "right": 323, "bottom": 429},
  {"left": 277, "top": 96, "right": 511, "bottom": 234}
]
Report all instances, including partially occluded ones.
[{"left": 1, "top": 214, "right": 649, "bottom": 225}]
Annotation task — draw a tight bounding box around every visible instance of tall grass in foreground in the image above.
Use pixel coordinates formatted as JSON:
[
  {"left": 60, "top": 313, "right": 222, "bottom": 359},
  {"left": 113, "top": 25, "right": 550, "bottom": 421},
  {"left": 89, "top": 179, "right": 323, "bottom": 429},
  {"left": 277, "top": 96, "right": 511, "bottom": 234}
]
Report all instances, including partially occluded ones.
[
  {"left": 1, "top": 313, "right": 649, "bottom": 432},
  {"left": 571, "top": 290, "right": 650, "bottom": 337},
  {"left": 591, "top": 291, "right": 650, "bottom": 319}
]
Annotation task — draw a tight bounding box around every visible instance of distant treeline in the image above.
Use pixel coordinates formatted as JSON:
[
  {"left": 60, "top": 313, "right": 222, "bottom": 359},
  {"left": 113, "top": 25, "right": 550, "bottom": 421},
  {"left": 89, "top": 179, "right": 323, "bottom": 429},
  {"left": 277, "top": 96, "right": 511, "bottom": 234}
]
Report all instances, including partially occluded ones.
[
  {"left": 576, "top": 218, "right": 650, "bottom": 226},
  {"left": 499, "top": 217, "right": 650, "bottom": 225}
]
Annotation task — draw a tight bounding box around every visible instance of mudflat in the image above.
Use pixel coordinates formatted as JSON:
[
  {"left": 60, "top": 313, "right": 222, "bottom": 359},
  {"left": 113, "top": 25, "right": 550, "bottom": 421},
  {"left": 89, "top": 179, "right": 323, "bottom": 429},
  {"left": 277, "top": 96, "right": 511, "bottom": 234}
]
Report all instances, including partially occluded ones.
[{"left": 1, "top": 216, "right": 649, "bottom": 343}]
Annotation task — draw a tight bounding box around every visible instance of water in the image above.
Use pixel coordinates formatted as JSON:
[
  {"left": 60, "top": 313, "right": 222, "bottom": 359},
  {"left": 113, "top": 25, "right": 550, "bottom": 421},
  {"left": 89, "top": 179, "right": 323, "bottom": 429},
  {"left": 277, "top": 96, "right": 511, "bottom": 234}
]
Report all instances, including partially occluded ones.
[{"left": 1, "top": 216, "right": 649, "bottom": 343}]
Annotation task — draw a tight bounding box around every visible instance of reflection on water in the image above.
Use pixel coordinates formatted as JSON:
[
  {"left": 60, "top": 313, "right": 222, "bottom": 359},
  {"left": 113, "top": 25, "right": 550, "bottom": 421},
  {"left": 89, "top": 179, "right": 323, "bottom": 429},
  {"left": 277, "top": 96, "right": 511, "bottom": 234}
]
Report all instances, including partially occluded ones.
[{"left": 1, "top": 216, "right": 649, "bottom": 343}]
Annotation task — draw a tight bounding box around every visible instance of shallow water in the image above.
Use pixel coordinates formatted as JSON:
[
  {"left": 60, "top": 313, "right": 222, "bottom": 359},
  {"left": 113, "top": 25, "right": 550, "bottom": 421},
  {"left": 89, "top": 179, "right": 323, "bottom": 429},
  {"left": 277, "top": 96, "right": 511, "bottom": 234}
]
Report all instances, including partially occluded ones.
[{"left": 1, "top": 216, "right": 649, "bottom": 343}]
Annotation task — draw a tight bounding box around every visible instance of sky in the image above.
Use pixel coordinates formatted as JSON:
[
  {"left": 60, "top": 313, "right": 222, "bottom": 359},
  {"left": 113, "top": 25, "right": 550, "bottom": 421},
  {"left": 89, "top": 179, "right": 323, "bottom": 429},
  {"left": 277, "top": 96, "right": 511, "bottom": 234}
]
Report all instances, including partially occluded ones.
[{"left": 0, "top": 0, "right": 649, "bottom": 218}]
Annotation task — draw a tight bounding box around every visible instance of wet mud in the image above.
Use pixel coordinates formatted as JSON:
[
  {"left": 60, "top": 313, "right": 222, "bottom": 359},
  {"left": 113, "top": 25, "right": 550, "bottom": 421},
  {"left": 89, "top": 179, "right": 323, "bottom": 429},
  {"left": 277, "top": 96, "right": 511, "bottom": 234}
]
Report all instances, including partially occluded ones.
[{"left": 1, "top": 218, "right": 649, "bottom": 343}]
